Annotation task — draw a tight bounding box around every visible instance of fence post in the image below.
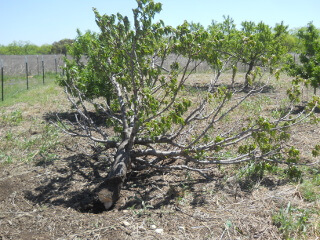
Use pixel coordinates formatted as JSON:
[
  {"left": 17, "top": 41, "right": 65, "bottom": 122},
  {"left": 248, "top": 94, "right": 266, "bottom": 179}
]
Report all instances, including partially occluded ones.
[
  {"left": 1, "top": 66, "right": 3, "bottom": 101},
  {"left": 42, "top": 56, "right": 45, "bottom": 84},
  {"left": 37, "top": 55, "right": 40, "bottom": 75},
  {"left": 55, "top": 55, "right": 58, "bottom": 75},
  {"left": 25, "top": 56, "right": 29, "bottom": 90}
]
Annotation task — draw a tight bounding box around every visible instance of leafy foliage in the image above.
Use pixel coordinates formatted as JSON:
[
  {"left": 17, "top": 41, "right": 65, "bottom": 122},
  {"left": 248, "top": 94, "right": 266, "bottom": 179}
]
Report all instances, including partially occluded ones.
[
  {"left": 286, "top": 22, "right": 320, "bottom": 93},
  {"left": 57, "top": 0, "right": 318, "bottom": 185},
  {"left": 51, "top": 39, "right": 74, "bottom": 55},
  {"left": 204, "top": 18, "right": 289, "bottom": 87}
]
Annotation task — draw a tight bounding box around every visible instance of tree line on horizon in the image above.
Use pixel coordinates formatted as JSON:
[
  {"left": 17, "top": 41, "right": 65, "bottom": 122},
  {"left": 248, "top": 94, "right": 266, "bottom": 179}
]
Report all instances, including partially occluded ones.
[
  {"left": 0, "top": 39, "right": 74, "bottom": 55},
  {"left": 0, "top": 20, "right": 319, "bottom": 56}
]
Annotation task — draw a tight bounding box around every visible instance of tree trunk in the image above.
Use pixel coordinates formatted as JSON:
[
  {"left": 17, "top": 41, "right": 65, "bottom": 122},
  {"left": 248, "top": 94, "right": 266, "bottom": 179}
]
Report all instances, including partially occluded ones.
[
  {"left": 244, "top": 61, "right": 254, "bottom": 89},
  {"left": 97, "top": 139, "right": 132, "bottom": 210}
]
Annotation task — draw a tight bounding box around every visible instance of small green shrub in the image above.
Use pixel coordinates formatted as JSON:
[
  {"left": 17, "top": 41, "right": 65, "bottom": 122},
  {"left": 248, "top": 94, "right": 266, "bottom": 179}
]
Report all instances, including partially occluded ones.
[
  {"left": 285, "top": 166, "right": 302, "bottom": 182},
  {"left": 272, "top": 202, "right": 310, "bottom": 239},
  {"left": 299, "top": 176, "right": 320, "bottom": 202},
  {"left": 238, "top": 161, "right": 278, "bottom": 181},
  {"left": 0, "top": 153, "right": 13, "bottom": 164},
  {"left": 1, "top": 109, "right": 23, "bottom": 126}
]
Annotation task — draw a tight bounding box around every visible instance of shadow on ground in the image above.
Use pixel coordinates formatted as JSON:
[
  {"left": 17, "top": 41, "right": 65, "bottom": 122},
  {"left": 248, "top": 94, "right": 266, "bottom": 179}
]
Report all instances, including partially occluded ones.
[
  {"left": 24, "top": 146, "right": 287, "bottom": 215},
  {"left": 24, "top": 153, "right": 110, "bottom": 213},
  {"left": 44, "top": 110, "right": 114, "bottom": 127},
  {"left": 24, "top": 151, "right": 217, "bottom": 214}
]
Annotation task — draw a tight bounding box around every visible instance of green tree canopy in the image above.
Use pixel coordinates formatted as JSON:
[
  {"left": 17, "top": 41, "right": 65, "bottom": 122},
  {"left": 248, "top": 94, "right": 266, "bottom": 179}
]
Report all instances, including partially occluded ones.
[
  {"left": 204, "top": 18, "right": 289, "bottom": 88},
  {"left": 56, "top": 0, "right": 319, "bottom": 210},
  {"left": 51, "top": 39, "right": 74, "bottom": 55},
  {"left": 287, "top": 22, "right": 320, "bottom": 93},
  {"left": 0, "top": 41, "right": 52, "bottom": 55}
]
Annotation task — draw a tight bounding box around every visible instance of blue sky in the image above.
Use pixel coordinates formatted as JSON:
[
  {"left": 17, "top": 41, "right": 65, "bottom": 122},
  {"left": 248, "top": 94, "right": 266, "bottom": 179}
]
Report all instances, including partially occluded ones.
[{"left": 1, "top": 0, "right": 319, "bottom": 46}]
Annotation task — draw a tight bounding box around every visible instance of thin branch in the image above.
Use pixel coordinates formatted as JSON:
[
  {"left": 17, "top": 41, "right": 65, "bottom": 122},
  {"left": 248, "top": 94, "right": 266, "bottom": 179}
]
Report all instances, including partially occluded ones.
[{"left": 134, "top": 157, "right": 211, "bottom": 179}]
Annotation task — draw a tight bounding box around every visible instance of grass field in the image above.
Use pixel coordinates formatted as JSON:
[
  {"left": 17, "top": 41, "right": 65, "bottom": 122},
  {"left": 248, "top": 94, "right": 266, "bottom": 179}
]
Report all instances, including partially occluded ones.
[{"left": 0, "top": 73, "right": 319, "bottom": 239}]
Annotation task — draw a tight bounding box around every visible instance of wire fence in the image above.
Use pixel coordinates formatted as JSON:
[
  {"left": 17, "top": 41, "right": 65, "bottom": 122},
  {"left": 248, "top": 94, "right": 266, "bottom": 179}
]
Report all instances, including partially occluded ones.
[
  {"left": 0, "top": 55, "right": 66, "bottom": 101},
  {"left": 1, "top": 53, "right": 278, "bottom": 102}
]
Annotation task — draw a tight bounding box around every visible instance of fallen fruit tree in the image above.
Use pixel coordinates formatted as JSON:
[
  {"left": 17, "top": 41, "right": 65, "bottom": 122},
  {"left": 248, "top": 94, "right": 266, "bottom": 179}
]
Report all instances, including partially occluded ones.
[{"left": 57, "top": 0, "right": 319, "bottom": 209}]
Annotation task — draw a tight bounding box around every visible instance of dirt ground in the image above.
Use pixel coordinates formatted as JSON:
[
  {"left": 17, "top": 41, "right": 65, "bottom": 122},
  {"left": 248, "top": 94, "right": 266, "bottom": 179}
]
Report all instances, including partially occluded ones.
[
  {"left": 0, "top": 74, "right": 319, "bottom": 239},
  {"left": 0, "top": 156, "right": 296, "bottom": 240}
]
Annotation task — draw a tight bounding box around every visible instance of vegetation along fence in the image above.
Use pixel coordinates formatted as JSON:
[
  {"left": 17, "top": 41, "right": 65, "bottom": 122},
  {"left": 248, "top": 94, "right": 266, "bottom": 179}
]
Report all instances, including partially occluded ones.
[{"left": 0, "top": 54, "right": 65, "bottom": 101}]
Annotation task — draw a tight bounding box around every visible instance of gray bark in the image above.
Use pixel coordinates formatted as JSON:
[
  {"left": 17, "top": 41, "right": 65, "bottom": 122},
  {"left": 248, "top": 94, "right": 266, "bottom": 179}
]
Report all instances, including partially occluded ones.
[{"left": 98, "top": 139, "right": 132, "bottom": 209}]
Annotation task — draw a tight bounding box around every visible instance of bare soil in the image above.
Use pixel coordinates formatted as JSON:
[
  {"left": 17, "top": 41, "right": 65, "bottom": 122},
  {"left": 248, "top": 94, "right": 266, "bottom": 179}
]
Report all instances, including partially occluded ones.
[{"left": 0, "top": 74, "right": 319, "bottom": 240}]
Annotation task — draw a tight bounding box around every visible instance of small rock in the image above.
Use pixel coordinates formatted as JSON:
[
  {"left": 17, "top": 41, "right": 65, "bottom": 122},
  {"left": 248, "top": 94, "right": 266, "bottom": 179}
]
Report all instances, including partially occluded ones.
[
  {"left": 155, "top": 228, "right": 164, "bottom": 234},
  {"left": 150, "top": 224, "right": 157, "bottom": 229},
  {"left": 138, "top": 226, "right": 146, "bottom": 231},
  {"left": 122, "top": 221, "right": 130, "bottom": 227}
]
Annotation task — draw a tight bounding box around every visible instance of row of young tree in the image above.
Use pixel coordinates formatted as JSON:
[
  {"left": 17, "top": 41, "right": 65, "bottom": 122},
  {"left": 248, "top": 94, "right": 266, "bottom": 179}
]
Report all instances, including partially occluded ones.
[
  {"left": 55, "top": 0, "right": 320, "bottom": 209},
  {"left": 0, "top": 39, "right": 73, "bottom": 55}
]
